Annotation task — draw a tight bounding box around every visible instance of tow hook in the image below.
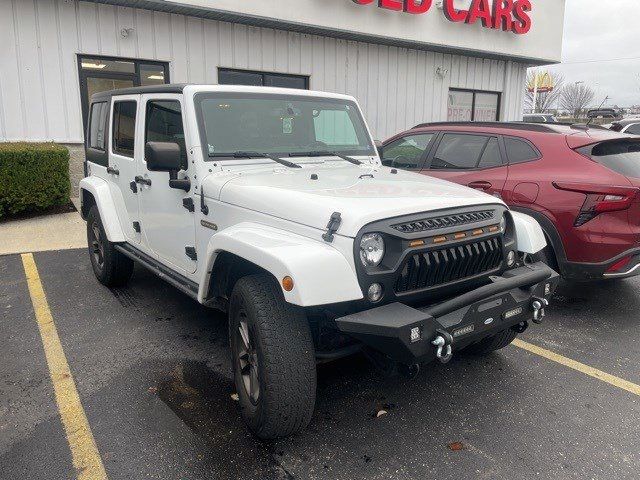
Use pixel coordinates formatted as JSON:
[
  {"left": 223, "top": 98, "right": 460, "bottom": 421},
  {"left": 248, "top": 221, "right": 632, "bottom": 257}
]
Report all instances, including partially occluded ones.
[
  {"left": 531, "top": 297, "right": 549, "bottom": 324},
  {"left": 432, "top": 330, "right": 454, "bottom": 364}
]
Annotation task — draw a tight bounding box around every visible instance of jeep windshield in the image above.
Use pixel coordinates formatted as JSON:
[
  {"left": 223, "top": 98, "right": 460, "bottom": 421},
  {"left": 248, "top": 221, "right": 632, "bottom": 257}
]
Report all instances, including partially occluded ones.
[{"left": 195, "top": 93, "right": 376, "bottom": 159}]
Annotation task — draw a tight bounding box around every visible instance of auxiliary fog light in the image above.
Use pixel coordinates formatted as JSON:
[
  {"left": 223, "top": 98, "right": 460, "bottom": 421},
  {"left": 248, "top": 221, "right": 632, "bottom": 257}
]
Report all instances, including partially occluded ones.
[
  {"left": 507, "top": 250, "right": 516, "bottom": 267},
  {"left": 368, "top": 283, "right": 383, "bottom": 303}
]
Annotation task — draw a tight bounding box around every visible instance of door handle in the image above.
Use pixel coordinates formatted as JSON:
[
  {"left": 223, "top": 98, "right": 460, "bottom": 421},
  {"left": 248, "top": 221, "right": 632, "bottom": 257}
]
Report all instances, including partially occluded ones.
[
  {"left": 106, "top": 166, "right": 120, "bottom": 175},
  {"left": 134, "top": 175, "right": 152, "bottom": 187},
  {"left": 468, "top": 181, "right": 492, "bottom": 191}
]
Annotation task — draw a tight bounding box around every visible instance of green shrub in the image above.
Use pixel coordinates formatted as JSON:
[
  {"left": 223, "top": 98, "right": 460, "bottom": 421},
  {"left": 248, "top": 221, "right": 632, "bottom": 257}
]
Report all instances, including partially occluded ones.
[{"left": 0, "top": 142, "right": 70, "bottom": 219}]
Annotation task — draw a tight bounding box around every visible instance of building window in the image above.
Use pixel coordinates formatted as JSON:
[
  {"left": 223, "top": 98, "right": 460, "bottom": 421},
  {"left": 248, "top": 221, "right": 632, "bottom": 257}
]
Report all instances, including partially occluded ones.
[
  {"left": 78, "top": 55, "right": 169, "bottom": 134},
  {"left": 447, "top": 89, "right": 501, "bottom": 122},
  {"left": 218, "top": 68, "right": 309, "bottom": 90}
]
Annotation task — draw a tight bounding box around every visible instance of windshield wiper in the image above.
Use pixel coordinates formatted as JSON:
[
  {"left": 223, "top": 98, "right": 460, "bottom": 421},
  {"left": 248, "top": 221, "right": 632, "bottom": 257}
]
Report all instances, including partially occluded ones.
[
  {"left": 209, "top": 151, "right": 301, "bottom": 168},
  {"left": 289, "top": 151, "right": 363, "bottom": 165}
]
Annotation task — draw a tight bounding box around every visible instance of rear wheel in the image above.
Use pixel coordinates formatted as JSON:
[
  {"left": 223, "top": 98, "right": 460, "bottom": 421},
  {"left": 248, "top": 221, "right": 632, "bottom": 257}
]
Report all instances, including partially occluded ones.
[
  {"left": 465, "top": 328, "right": 518, "bottom": 356},
  {"left": 87, "top": 206, "right": 134, "bottom": 287},
  {"left": 229, "top": 274, "right": 316, "bottom": 440}
]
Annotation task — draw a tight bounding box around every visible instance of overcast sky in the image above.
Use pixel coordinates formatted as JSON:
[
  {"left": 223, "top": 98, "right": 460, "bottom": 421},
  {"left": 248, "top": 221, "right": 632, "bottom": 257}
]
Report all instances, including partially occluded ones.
[{"left": 537, "top": 0, "right": 640, "bottom": 108}]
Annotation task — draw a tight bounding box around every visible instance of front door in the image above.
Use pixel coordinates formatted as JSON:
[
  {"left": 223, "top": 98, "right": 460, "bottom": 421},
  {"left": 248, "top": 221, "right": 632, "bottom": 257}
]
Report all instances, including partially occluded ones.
[{"left": 137, "top": 94, "right": 197, "bottom": 274}]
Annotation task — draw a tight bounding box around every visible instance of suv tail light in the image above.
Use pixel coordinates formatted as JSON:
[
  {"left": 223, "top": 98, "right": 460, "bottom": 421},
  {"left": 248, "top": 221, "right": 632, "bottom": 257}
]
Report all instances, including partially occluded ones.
[{"left": 552, "top": 182, "right": 640, "bottom": 227}]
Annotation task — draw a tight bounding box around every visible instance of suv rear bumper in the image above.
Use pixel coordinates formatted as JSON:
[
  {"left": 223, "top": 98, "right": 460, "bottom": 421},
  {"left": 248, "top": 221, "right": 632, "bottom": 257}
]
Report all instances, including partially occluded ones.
[
  {"left": 335, "top": 262, "right": 559, "bottom": 365},
  {"left": 562, "top": 247, "right": 640, "bottom": 280}
]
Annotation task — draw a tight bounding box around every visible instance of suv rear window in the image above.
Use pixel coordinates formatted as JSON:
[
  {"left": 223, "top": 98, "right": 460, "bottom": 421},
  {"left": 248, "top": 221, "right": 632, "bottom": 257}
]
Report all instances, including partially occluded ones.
[
  {"left": 505, "top": 137, "right": 539, "bottom": 164},
  {"left": 579, "top": 140, "right": 640, "bottom": 179}
]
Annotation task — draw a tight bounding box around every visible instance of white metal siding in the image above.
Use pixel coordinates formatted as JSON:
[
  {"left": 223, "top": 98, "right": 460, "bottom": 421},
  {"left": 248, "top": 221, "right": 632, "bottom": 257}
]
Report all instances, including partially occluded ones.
[{"left": 0, "top": 0, "right": 528, "bottom": 144}]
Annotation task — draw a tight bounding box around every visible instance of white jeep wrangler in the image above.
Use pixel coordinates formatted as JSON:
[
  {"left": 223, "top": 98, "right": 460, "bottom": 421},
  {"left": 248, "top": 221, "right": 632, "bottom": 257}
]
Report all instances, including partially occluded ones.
[{"left": 80, "top": 84, "right": 558, "bottom": 439}]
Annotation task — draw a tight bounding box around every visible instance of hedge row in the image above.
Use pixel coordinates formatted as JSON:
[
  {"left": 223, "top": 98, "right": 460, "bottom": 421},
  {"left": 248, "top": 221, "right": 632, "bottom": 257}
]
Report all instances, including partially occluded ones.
[{"left": 0, "top": 143, "right": 70, "bottom": 219}]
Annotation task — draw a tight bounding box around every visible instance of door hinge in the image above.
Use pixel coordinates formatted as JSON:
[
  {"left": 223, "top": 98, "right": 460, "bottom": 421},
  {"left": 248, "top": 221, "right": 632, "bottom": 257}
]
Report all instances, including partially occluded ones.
[
  {"left": 182, "top": 197, "right": 195, "bottom": 212},
  {"left": 185, "top": 246, "right": 197, "bottom": 261},
  {"left": 133, "top": 221, "right": 141, "bottom": 233},
  {"left": 322, "top": 211, "right": 342, "bottom": 243}
]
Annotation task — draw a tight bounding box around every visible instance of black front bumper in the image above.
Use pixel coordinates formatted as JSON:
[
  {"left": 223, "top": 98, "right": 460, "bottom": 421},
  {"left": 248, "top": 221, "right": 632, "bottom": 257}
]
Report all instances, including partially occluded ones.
[{"left": 335, "top": 262, "right": 559, "bottom": 365}]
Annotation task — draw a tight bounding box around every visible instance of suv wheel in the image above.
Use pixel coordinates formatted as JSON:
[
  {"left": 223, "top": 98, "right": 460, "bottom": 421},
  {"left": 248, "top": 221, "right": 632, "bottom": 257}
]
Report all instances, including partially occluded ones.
[
  {"left": 87, "top": 206, "right": 134, "bottom": 287},
  {"left": 464, "top": 328, "right": 518, "bottom": 356},
  {"left": 229, "top": 274, "right": 316, "bottom": 440}
]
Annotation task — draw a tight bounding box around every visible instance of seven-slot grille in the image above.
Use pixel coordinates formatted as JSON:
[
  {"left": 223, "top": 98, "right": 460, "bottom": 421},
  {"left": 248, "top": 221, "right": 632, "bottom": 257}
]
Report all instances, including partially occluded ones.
[
  {"left": 391, "top": 210, "right": 494, "bottom": 234},
  {"left": 394, "top": 236, "right": 503, "bottom": 294}
]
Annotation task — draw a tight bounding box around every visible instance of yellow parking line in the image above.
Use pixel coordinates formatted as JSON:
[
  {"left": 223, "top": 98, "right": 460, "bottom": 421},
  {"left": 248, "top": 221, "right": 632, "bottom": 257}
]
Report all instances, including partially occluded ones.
[
  {"left": 513, "top": 338, "right": 640, "bottom": 397},
  {"left": 21, "top": 253, "right": 108, "bottom": 480}
]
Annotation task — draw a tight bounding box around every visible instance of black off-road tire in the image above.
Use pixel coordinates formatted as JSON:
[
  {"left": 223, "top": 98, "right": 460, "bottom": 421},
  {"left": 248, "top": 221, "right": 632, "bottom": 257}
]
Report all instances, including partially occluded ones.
[
  {"left": 229, "top": 274, "right": 316, "bottom": 440},
  {"left": 465, "top": 328, "right": 518, "bottom": 356},
  {"left": 86, "top": 206, "right": 134, "bottom": 287}
]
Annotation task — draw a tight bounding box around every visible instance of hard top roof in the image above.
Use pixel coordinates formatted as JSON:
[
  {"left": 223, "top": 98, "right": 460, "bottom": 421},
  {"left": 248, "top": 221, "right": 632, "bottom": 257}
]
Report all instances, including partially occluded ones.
[{"left": 90, "top": 83, "right": 357, "bottom": 103}]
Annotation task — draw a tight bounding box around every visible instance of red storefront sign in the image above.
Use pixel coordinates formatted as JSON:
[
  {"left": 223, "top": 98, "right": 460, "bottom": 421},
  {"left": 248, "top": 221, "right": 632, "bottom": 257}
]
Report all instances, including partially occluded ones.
[{"left": 351, "top": 0, "right": 532, "bottom": 35}]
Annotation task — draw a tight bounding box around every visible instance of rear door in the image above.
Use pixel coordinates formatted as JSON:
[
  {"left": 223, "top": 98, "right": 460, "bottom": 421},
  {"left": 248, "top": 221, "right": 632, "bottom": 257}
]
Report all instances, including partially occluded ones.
[
  {"left": 107, "top": 96, "right": 142, "bottom": 244},
  {"left": 422, "top": 132, "right": 507, "bottom": 198}
]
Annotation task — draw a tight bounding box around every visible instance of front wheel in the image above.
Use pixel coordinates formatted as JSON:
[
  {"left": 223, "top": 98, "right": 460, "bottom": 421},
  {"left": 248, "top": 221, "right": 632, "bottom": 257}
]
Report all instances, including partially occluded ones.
[
  {"left": 229, "top": 274, "right": 316, "bottom": 440},
  {"left": 464, "top": 328, "right": 518, "bottom": 356}
]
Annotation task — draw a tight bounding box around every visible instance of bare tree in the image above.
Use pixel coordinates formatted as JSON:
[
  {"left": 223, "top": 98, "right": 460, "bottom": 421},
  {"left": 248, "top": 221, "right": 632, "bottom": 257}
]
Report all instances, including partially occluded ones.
[
  {"left": 559, "top": 83, "right": 595, "bottom": 119},
  {"left": 524, "top": 71, "right": 564, "bottom": 113}
]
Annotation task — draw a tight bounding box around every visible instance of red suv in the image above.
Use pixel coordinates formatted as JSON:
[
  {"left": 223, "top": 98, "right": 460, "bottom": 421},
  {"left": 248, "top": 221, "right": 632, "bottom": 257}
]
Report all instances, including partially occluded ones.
[{"left": 381, "top": 122, "right": 640, "bottom": 280}]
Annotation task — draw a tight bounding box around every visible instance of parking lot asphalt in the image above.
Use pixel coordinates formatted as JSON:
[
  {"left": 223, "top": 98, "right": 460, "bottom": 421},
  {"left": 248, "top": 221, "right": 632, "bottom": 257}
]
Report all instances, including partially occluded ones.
[{"left": 1, "top": 248, "right": 639, "bottom": 480}]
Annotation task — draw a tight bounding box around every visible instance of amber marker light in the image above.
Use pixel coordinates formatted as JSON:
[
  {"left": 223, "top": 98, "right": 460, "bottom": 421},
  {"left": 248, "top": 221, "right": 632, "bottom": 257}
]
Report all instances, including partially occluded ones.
[
  {"left": 489, "top": 225, "right": 500, "bottom": 233},
  {"left": 282, "top": 276, "right": 294, "bottom": 291},
  {"left": 409, "top": 239, "right": 425, "bottom": 247},
  {"left": 472, "top": 229, "right": 484, "bottom": 236},
  {"left": 454, "top": 232, "right": 466, "bottom": 239},
  {"left": 433, "top": 236, "right": 447, "bottom": 244}
]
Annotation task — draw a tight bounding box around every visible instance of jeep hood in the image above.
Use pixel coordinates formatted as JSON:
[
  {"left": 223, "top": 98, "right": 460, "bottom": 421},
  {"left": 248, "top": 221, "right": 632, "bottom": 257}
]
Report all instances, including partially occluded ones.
[{"left": 206, "top": 164, "right": 503, "bottom": 238}]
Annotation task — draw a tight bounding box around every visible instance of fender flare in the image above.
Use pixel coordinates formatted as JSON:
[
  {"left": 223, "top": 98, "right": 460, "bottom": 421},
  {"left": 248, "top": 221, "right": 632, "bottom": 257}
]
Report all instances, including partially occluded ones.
[
  {"left": 198, "top": 223, "right": 363, "bottom": 306},
  {"left": 511, "top": 211, "right": 547, "bottom": 254},
  {"left": 79, "top": 176, "right": 125, "bottom": 242}
]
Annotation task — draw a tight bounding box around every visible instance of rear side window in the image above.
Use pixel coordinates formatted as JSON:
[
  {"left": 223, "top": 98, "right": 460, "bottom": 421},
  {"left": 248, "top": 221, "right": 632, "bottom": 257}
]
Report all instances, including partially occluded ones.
[
  {"left": 145, "top": 100, "right": 187, "bottom": 168},
  {"left": 579, "top": 140, "right": 640, "bottom": 179},
  {"left": 88, "top": 102, "right": 108, "bottom": 151},
  {"left": 505, "top": 137, "right": 539, "bottom": 164},
  {"left": 112, "top": 101, "right": 137, "bottom": 157},
  {"left": 478, "top": 137, "right": 502, "bottom": 168},
  {"left": 431, "top": 134, "right": 491, "bottom": 170},
  {"left": 381, "top": 133, "right": 434, "bottom": 170}
]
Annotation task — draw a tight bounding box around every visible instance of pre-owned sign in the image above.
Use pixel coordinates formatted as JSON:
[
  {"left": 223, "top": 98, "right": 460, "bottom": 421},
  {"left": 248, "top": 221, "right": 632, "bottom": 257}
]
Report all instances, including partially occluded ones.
[{"left": 352, "top": 0, "right": 532, "bottom": 35}]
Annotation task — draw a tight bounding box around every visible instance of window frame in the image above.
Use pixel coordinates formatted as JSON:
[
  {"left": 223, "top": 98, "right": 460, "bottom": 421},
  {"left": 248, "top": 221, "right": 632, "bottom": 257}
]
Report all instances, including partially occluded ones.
[
  {"left": 78, "top": 54, "right": 170, "bottom": 134},
  {"left": 380, "top": 132, "right": 438, "bottom": 171},
  {"left": 218, "top": 67, "right": 310, "bottom": 90},
  {"left": 424, "top": 131, "right": 505, "bottom": 171},
  {"left": 624, "top": 123, "right": 640, "bottom": 135},
  {"left": 111, "top": 100, "right": 138, "bottom": 159},
  {"left": 502, "top": 135, "right": 542, "bottom": 165},
  {"left": 448, "top": 88, "right": 502, "bottom": 122}
]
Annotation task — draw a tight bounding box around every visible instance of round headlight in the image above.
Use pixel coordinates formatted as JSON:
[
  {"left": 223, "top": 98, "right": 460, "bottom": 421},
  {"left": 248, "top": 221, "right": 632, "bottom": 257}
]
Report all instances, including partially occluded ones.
[
  {"left": 360, "top": 233, "right": 385, "bottom": 267},
  {"left": 500, "top": 215, "right": 507, "bottom": 233}
]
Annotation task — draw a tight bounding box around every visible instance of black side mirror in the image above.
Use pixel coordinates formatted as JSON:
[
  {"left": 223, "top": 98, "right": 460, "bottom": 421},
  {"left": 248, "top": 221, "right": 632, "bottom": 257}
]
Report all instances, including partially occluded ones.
[{"left": 145, "top": 141, "right": 182, "bottom": 172}]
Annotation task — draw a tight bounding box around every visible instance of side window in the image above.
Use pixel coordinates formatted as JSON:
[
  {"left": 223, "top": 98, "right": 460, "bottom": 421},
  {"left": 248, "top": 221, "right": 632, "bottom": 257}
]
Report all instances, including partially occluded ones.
[
  {"left": 505, "top": 137, "right": 539, "bottom": 164},
  {"left": 88, "top": 102, "right": 108, "bottom": 151},
  {"left": 478, "top": 137, "right": 502, "bottom": 168},
  {"left": 145, "top": 100, "right": 187, "bottom": 168},
  {"left": 112, "top": 101, "right": 137, "bottom": 158},
  {"left": 381, "top": 133, "right": 434, "bottom": 169},
  {"left": 431, "top": 134, "right": 490, "bottom": 170},
  {"left": 626, "top": 124, "right": 640, "bottom": 135}
]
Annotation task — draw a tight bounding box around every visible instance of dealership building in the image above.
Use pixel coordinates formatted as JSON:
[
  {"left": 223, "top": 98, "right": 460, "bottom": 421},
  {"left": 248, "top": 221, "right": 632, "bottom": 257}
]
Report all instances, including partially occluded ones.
[{"left": 0, "top": 0, "right": 564, "bottom": 190}]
